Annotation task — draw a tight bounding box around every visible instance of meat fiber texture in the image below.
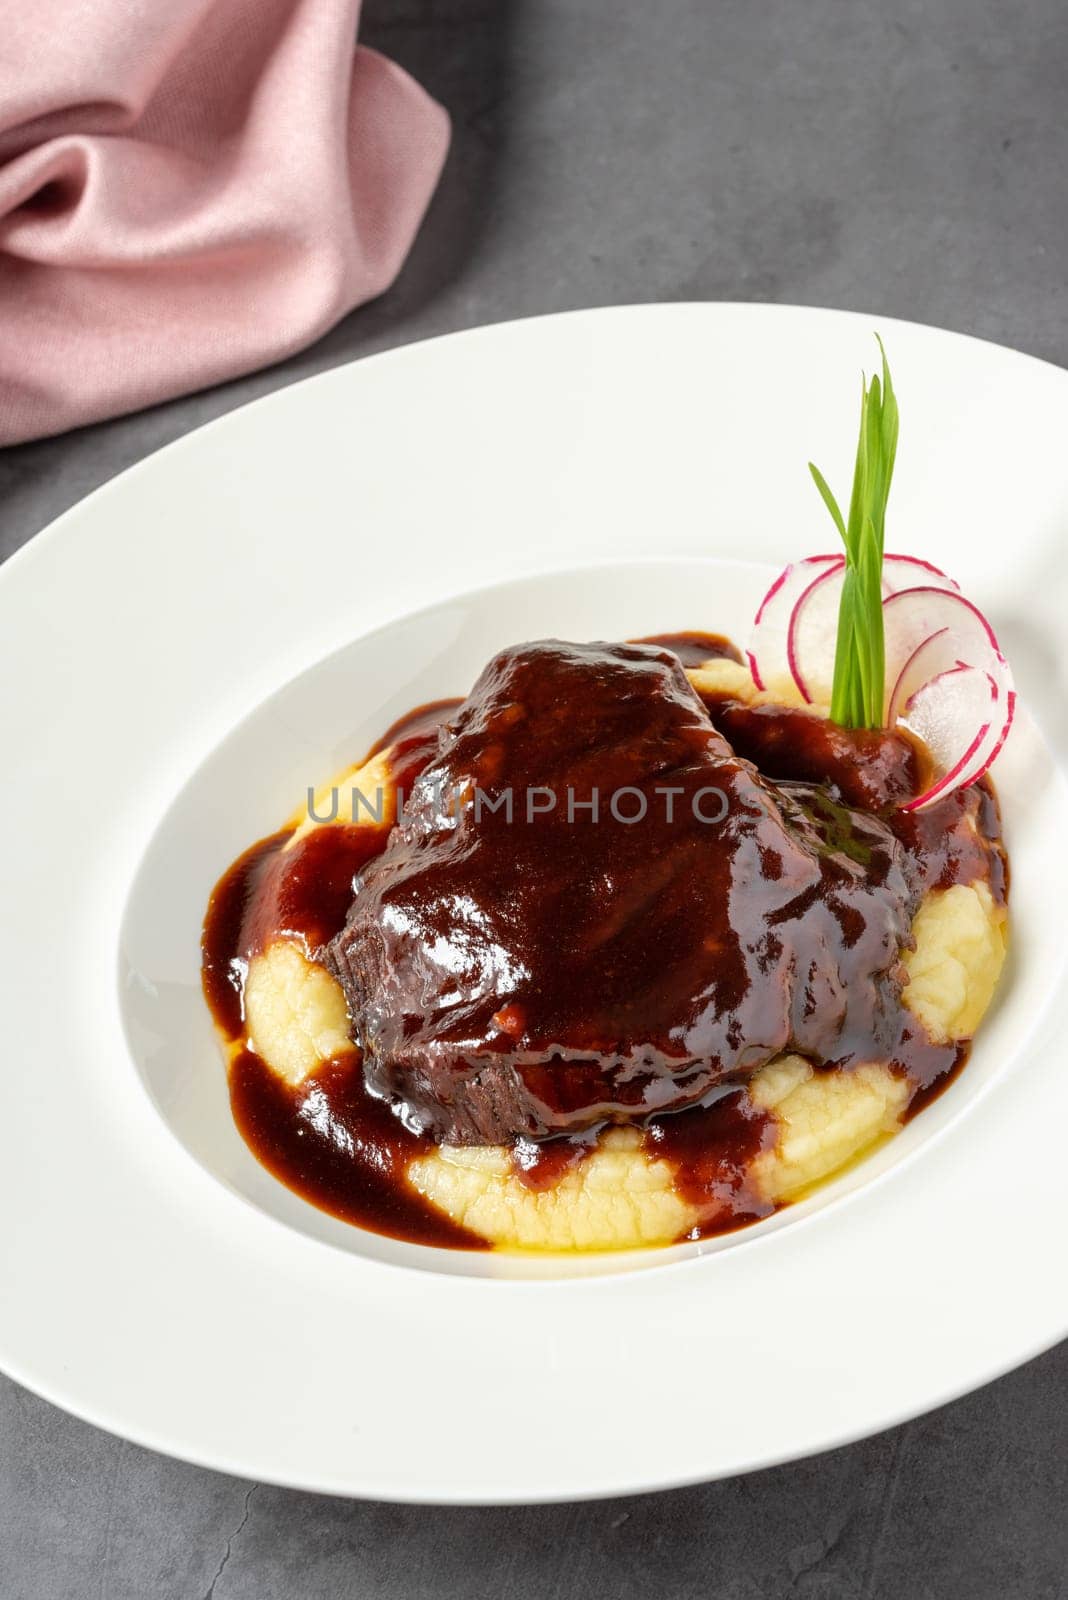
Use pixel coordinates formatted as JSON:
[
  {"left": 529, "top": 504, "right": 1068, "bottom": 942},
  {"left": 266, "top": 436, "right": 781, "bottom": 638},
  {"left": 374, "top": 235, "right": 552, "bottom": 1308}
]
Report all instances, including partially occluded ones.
[{"left": 326, "top": 641, "right": 917, "bottom": 1144}]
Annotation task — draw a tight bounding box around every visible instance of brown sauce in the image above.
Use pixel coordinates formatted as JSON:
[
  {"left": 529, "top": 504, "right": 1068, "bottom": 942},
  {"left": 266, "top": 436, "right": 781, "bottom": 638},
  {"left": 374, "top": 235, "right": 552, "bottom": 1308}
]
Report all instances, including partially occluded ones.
[
  {"left": 229, "top": 1048, "right": 485, "bottom": 1248},
  {"left": 327, "top": 641, "right": 923, "bottom": 1146},
  {"left": 898, "top": 1037, "right": 969, "bottom": 1120},
  {"left": 891, "top": 779, "right": 1008, "bottom": 905},
  {"left": 635, "top": 630, "right": 743, "bottom": 668},
  {"left": 368, "top": 698, "right": 462, "bottom": 778},
  {"left": 508, "top": 1086, "right": 777, "bottom": 1240},
  {"left": 202, "top": 732, "right": 475, "bottom": 1246},
  {"left": 202, "top": 634, "right": 1006, "bottom": 1251},
  {"left": 645, "top": 1088, "right": 776, "bottom": 1235},
  {"left": 201, "top": 830, "right": 291, "bottom": 1039},
  {"left": 510, "top": 1133, "right": 594, "bottom": 1192},
  {"left": 241, "top": 824, "right": 390, "bottom": 959},
  {"left": 702, "top": 693, "right": 928, "bottom": 810}
]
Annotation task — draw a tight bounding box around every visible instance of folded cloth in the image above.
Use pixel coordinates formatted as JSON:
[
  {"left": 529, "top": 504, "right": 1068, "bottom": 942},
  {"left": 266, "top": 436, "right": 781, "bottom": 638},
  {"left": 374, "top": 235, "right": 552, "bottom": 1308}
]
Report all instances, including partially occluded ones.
[{"left": 0, "top": 0, "right": 449, "bottom": 445}]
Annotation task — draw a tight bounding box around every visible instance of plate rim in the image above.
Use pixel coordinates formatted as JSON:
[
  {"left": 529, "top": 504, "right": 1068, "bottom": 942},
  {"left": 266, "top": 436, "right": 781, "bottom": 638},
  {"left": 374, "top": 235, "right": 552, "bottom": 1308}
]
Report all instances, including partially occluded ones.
[{"left": 3, "top": 300, "right": 1067, "bottom": 1502}]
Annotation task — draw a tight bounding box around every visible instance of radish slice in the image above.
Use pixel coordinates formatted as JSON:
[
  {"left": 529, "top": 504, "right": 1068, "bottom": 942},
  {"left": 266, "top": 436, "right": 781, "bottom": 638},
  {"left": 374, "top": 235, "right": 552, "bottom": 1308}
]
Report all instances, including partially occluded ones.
[
  {"left": 898, "top": 665, "right": 1014, "bottom": 811},
  {"left": 881, "top": 590, "right": 1014, "bottom": 806},
  {"left": 748, "top": 555, "right": 843, "bottom": 691},
  {"left": 787, "top": 562, "right": 847, "bottom": 704},
  {"left": 750, "top": 554, "right": 961, "bottom": 703},
  {"left": 881, "top": 553, "right": 960, "bottom": 591},
  {"left": 787, "top": 559, "right": 962, "bottom": 706},
  {"left": 886, "top": 627, "right": 951, "bottom": 727},
  {"left": 882, "top": 586, "right": 1003, "bottom": 683},
  {"left": 898, "top": 666, "right": 995, "bottom": 810},
  {"left": 747, "top": 554, "right": 1015, "bottom": 809},
  {"left": 974, "top": 684, "right": 1017, "bottom": 786}
]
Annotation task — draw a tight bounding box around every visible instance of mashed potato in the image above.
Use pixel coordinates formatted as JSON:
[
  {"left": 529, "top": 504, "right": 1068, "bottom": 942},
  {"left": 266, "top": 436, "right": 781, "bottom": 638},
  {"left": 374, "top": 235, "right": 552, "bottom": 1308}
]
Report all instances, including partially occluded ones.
[
  {"left": 244, "top": 940, "right": 355, "bottom": 1086},
  {"left": 235, "top": 651, "right": 1007, "bottom": 1252},
  {"left": 686, "top": 655, "right": 796, "bottom": 706},
  {"left": 902, "top": 880, "right": 1007, "bottom": 1043},
  {"left": 242, "top": 877, "right": 1005, "bottom": 1251},
  {"left": 409, "top": 1129, "right": 694, "bottom": 1251},
  {"left": 406, "top": 1057, "right": 912, "bottom": 1250},
  {"left": 287, "top": 748, "right": 395, "bottom": 846}
]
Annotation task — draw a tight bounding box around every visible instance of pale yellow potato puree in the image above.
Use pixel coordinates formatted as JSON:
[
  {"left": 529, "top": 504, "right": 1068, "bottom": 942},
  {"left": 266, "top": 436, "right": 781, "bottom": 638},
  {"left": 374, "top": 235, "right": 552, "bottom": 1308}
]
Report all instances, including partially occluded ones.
[{"left": 237, "top": 657, "right": 1007, "bottom": 1252}]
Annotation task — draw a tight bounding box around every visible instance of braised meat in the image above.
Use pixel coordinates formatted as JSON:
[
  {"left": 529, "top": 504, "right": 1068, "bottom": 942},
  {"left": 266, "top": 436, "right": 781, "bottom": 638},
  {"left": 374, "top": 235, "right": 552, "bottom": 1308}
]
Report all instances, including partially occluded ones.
[{"left": 326, "top": 641, "right": 916, "bottom": 1143}]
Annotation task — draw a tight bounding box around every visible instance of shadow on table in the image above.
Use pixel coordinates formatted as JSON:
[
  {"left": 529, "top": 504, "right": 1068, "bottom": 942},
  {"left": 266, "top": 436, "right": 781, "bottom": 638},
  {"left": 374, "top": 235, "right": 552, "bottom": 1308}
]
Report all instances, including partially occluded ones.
[
  {"left": 0, "top": 0, "right": 517, "bottom": 562},
  {"left": 293, "top": 0, "right": 517, "bottom": 368}
]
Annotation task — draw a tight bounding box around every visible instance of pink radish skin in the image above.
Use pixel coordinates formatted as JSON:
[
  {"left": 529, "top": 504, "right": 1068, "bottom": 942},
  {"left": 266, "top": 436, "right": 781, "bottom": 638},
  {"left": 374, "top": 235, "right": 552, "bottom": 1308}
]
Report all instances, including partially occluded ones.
[
  {"left": 881, "top": 587, "right": 1013, "bottom": 785},
  {"left": 899, "top": 665, "right": 996, "bottom": 811},
  {"left": 901, "top": 724, "right": 991, "bottom": 813},
  {"left": 787, "top": 562, "right": 843, "bottom": 702},
  {"left": 898, "top": 665, "right": 1013, "bottom": 811},
  {"left": 952, "top": 680, "right": 1016, "bottom": 794},
  {"left": 788, "top": 565, "right": 968, "bottom": 706},
  {"left": 978, "top": 688, "right": 1017, "bottom": 778},
  {"left": 886, "top": 627, "right": 951, "bottom": 727},
  {"left": 902, "top": 681, "right": 1014, "bottom": 810},
  {"left": 882, "top": 585, "right": 1001, "bottom": 669},
  {"left": 752, "top": 555, "right": 841, "bottom": 626},
  {"left": 755, "top": 557, "right": 965, "bottom": 704},
  {"left": 748, "top": 555, "right": 843, "bottom": 695},
  {"left": 881, "top": 553, "right": 960, "bottom": 589},
  {"left": 747, "top": 555, "right": 1015, "bottom": 809}
]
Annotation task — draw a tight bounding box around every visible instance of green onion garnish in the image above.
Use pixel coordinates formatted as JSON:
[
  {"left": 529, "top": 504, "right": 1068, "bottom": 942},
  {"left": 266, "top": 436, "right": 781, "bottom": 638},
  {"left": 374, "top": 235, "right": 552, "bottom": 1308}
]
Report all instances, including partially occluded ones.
[{"left": 808, "top": 337, "right": 899, "bottom": 730}]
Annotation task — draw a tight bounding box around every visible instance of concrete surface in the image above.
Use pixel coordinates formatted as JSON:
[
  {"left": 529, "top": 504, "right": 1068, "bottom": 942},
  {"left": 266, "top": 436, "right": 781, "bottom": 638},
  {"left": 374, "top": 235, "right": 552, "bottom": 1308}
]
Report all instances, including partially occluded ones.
[{"left": 2, "top": 0, "right": 1067, "bottom": 1594}]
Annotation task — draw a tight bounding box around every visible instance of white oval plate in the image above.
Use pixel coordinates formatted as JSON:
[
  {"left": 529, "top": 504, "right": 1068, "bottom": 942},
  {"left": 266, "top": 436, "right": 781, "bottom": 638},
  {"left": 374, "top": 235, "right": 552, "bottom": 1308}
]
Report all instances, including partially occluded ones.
[{"left": 3, "top": 304, "right": 1068, "bottom": 1502}]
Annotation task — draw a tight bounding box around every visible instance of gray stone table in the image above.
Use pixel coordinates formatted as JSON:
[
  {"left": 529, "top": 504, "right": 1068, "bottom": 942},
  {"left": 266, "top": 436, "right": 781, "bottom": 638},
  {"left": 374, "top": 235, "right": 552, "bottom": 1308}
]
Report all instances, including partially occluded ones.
[{"left": 2, "top": 2, "right": 1066, "bottom": 1594}]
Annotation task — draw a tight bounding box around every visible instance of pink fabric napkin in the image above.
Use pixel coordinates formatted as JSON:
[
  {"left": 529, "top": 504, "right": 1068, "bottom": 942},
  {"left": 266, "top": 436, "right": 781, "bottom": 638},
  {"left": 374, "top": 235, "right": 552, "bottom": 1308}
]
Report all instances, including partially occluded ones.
[{"left": 0, "top": 1, "right": 449, "bottom": 446}]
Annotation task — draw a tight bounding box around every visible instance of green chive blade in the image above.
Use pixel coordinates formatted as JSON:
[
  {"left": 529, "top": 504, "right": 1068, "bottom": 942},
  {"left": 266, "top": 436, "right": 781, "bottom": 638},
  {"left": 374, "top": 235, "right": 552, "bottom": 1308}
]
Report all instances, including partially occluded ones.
[
  {"left": 808, "top": 463, "right": 847, "bottom": 544},
  {"left": 808, "top": 337, "right": 899, "bottom": 730}
]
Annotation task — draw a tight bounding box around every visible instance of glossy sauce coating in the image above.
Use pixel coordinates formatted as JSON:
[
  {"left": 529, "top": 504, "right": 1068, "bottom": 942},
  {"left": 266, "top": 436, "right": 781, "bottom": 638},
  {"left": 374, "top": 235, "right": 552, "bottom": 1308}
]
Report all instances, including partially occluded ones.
[
  {"left": 228, "top": 1048, "right": 484, "bottom": 1247},
  {"left": 202, "top": 636, "right": 1006, "bottom": 1248},
  {"left": 201, "top": 830, "right": 291, "bottom": 1040},
  {"left": 634, "top": 630, "right": 744, "bottom": 668},
  {"left": 202, "top": 703, "right": 478, "bottom": 1247},
  {"left": 645, "top": 1086, "right": 776, "bottom": 1232},
  {"left": 327, "top": 641, "right": 925, "bottom": 1146}
]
